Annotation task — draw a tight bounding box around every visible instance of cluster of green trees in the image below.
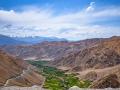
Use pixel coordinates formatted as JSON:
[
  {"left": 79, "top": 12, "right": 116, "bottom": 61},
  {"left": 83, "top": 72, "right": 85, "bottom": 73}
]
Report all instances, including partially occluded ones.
[{"left": 28, "top": 60, "right": 91, "bottom": 90}]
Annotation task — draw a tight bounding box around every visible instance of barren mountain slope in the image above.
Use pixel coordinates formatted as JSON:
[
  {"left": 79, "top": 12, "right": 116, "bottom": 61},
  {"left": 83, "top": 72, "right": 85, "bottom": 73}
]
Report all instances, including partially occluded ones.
[
  {"left": 52, "top": 36, "right": 120, "bottom": 70},
  {"left": 0, "top": 38, "right": 103, "bottom": 60},
  {"left": 0, "top": 50, "right": 44, "bottom": 86},
  {"left": 77, "top": 64, "right": 120, "bottom": 82},
  {"left": 89, "top": 74, "right": 120, "bottom": 88}
]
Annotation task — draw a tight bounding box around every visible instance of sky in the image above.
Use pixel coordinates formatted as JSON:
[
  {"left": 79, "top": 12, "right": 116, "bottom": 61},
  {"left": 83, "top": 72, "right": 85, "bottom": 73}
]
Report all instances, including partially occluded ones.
[{"left": 0, "top": 0, "right": 120, "bottom": 40}]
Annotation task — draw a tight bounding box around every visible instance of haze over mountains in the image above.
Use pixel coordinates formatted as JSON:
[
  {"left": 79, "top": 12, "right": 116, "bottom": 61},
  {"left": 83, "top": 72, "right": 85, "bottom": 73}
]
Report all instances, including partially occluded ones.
[
  {"left": 13, "top": 36, "right": 67, "bottom": 44},
  {"left": 0, "top": 34, "right": 26, "bottom": 45},
  {"left": 0, "top": 34, "right": 67, "bottom": 45}
]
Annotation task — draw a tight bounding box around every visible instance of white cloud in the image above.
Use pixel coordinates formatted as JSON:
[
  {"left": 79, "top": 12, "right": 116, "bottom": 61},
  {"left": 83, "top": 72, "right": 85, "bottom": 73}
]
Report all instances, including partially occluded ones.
[
  {"left": 93, "top": 8, "right": 120, "bottom": 17},
  {"left": 0, "top": 2, "right": 120, "bottom": 40},
  {"left": 86, "top": 2, "right": 95, "bottom": 12}
]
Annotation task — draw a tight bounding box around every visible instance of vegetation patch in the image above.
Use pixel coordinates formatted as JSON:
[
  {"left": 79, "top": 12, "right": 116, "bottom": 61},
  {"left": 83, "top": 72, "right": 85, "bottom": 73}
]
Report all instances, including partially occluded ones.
[{"left": 28, "top": 60, "right": 91, "bottom": 90}]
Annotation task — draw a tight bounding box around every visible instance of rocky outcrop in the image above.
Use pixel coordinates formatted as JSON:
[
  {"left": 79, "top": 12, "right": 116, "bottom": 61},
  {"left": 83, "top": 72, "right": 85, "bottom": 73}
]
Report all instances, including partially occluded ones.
[
  {"left": 83, "top": 71, "right": 97, "bottom": 81},
  {"left": 0, "top": 50, "right": 44, "bottom": 86},
  {"left": 89, "top": 74, "right": 120, "bottom": 88}
]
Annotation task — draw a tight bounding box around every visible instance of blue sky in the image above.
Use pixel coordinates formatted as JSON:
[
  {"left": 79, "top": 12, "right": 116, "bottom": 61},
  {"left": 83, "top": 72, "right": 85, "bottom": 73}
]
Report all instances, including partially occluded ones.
[{"left": 0, "top": 0, "right": 120, "bottom": 40}]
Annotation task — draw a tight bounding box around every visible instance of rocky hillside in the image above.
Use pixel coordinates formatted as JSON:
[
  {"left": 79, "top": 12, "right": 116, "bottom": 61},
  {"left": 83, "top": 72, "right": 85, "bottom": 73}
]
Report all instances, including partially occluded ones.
[
  {"left": 52, "top": 36, "right": 120, "bottom": 70},
  {"left": 90, "top": 74, "right": 120, "bottom": 88},
  {"left": 0, "top": 50, "right": 44, "bottom": 86},
  {"left": 0, "top": 38, "right": 103, "bottom": 60}
]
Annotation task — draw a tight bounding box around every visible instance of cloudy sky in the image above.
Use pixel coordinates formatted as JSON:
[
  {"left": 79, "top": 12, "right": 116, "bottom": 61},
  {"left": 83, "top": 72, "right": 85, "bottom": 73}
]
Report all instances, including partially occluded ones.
[{"left": 0, "top": 0, "right": 120, "bottom": 40}]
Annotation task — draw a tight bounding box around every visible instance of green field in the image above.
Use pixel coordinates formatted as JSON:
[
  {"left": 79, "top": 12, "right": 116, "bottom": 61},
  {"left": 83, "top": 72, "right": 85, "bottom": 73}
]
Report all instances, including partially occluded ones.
[{"left": 28, "top": 60, "right": 91, "bottom": 90}]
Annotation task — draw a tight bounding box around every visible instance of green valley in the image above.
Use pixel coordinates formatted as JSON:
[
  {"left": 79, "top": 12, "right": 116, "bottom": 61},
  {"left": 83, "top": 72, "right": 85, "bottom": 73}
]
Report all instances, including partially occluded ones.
[{"left": 28, "top": 60, "right": 91, "bottom": 90}]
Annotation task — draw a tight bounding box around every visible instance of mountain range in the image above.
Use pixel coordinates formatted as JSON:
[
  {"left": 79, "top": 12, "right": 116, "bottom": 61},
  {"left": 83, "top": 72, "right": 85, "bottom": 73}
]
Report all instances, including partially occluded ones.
[
  {"left": 53, "top": 36, "right": 120, "bottom": 70},
  {"left": 0, "top": 34, "right": 67, "bottom": 45},
  {"left": 13, "top": 36, "right": 67, "bottom": 44},
  {"left": 0, "top": 36, "right": 120, "bottom": 88},
  {"left": 0, "top": 34, "right": 26, "bottom": 45},
  {"left": 0, "top": 38, "right": 104, "bottom": 60}
]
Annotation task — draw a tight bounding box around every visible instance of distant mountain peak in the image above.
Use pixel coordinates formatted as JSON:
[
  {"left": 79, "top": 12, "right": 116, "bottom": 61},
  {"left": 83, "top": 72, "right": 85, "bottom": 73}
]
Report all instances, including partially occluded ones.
[{"left": 0, "top": 34, "right": 67, "bottom": 45}]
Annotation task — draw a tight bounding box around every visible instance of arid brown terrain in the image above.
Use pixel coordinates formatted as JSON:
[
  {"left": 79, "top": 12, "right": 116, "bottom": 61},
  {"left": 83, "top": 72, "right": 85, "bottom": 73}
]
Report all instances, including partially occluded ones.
[
  {"left": 0, "top": 38, "right": 103, "bottom": 60},
  {"left": 53, "top": 36, "right": 120, "bottom": 69},
  {"left": 52, "top": 36, "right": 120, "bottom": 88},
  {"left": 0, "top": 36, "right": 120, "bottom": 89},
  {"left": 89, "top": 74, "right": 120, "bottom": 88},
  {"left": 0, "top": 50, "right": 44, "bottom": 87}
]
